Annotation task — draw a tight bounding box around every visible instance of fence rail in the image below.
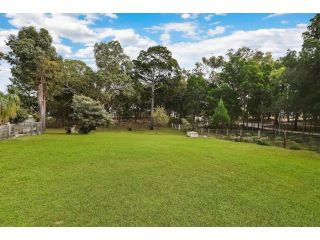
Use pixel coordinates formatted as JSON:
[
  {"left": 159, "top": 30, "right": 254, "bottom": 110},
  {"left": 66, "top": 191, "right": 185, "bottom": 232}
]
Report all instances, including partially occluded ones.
[
  {"left": 0, "top": 122, "right": 42, "bottom": 140},
  {"left": 172, "top": 124, "right": 320, "bottom": 152}
]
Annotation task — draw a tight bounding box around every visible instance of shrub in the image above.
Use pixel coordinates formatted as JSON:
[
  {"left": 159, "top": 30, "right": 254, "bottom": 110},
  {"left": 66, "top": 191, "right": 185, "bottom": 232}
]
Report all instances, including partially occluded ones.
[
  {"left": 70, "top": 95, "right": 111, "bottom": 134},
  {"left": 256, "top": 138, "right": 270, "bottom": 146},
  {"left": 10, "top": 108, "right": 29, "bottom": 124},
  {"left": 289, "top": 141, "right": 301, "bottom": 150},
  {"left": 291, "top": 136, "right": 304, "bottom": 143},
  {"left": 181, "top": 118, "right": 191, "bottom": 131},
  {"left": 152, "top": 106, "right": 169, "bottom": 128}
]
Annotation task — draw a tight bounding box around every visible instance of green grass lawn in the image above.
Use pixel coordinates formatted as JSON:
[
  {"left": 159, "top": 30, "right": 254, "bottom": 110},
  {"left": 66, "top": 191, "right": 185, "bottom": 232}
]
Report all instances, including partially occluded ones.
[{"left": 0, "top": 129, "right": 319, "bottom": 226}]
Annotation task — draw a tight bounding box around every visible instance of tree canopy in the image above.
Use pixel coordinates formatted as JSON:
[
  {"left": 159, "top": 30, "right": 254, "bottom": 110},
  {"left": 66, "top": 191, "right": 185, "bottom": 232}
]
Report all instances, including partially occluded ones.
[{"left": 1, "top": 14, "right": 319, "bottom": 134}]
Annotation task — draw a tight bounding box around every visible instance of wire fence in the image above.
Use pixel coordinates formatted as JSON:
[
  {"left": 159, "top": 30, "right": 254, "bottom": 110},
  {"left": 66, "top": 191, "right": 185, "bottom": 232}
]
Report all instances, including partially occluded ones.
[
  {"left": 0, "top": 122, "right": 42, "bottom": 140},
  {"left": 172, "top": 123, "right": 320, "bottom": 152}
]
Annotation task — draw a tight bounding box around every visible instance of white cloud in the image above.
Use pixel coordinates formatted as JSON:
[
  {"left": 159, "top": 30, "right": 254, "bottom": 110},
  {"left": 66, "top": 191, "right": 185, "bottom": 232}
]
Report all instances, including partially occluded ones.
[
  {"left": 0, "top": 29, "right": 18, "bottom": 53},
  {"left": 207, "top": 26, "right": 226, "bottom": 36},
  {"left": 296, "top": 23, "right": 307, "bottom": 28},
  {"left": 3, "top": 13, "right": 155, "bottom": 60},
  {"left": 146, "top": 22, "right": 198, "bottom": 40},
  {"left": 0, "top": 62, "right": 12, "bottom": 92},
  {"left": 103, "top": 13, "right": 118, "bottom": 19},
  {"left": 0, "top": 14, "right": 156, "bottom": 90},
  {"left": 160, "top": 33, "right": 170, "bottom": 45},
  {"left": 263, "top": 13, "right": 288, "bottom": 19},
  {"left": 181, "top": 13, "right": 198, "bottom": 19},
  {"left": 204, "top": 14, "right": 214, "bottom": 21},
  {"left": 167, "top": 25, "right": 307, "bottom": 69},
  {"left": 205, "top": 13, "right": 227, "bottom": 21},
  {"left": 71, "top": 28, "right": 156, "bottom": 60}
]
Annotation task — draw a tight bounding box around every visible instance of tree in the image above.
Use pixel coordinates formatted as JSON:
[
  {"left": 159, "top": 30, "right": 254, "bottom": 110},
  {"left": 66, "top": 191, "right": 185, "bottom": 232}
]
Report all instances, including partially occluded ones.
[
  {"left": 299, "top": 14, "right": 320, "bottom": 129},
  {"left": 0, "top": 91, "right": 20, "bottom": 124},
  {"left": 0, "top": 51, "right": 4, "bottom": 65},
  {"left": 5, "top": 26, "right": 61, "bottom": 132},
  {"left": 133, "top": 46, "right": 180, "bottom": 129},
  {"left": 211, "top": 98, "right": 230, "bottom": 128},
  {"left": 49, "top": 59, "right": 96, "bottom": 126},
  {"left": 94, "top": 41, "right": 134, "bottom": 111},
  {"left": 185, "top": 74, "right": 208, "bottom": 127},
  {"left": 152, "top": 106, "right": 169, "bottom": 128},
  {"left": 70, "top": 95, "right": 111, "bottom": 134}
]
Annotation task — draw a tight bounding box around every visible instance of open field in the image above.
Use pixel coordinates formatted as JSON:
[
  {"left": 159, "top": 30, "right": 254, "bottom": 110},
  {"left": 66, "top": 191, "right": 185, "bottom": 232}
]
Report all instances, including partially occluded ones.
[{"left": 0, "top": 129, "right": 319, "bottom": 226}]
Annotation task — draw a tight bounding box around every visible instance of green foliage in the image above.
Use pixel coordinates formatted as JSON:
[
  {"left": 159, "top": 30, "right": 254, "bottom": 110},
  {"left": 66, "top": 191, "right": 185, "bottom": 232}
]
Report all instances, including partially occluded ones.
[
  {"left": 5, "top": 26, "right": 61, "bottom": 130},
  {"left": 0, "top": 92, "right": 20, "bottom": 124},
  {"left": 94, "top": 41, "right": 134, "bottom": 107},
  {"left": 133, "top": 46, "right": 180, "bottom": 129},
  {"left": 70, "top": 95, "right": 111, "bottom": 134},
  {"left": 289, "top": 141, "right": 301, "bottom": 150},
  {"left": 152, "top": 106, "right": 169, "bottom": 127},
  {"left": 211, "top": 99, "right": 230, "bottom": 127},
  {"left": 9, "top": 107, "right": 29, "bottom": 124},
  {"left": 256, "top": 138, "right": 270, "bottom": 146},
  {"left": 181, "top": 118, "right": 191, "bottom": 131}
]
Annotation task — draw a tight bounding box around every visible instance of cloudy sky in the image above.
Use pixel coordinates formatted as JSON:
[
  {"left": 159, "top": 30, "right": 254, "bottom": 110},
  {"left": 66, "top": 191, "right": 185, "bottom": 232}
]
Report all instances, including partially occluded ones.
[{"left": 0, "top": 13, "right": 315, "bottom": 92}]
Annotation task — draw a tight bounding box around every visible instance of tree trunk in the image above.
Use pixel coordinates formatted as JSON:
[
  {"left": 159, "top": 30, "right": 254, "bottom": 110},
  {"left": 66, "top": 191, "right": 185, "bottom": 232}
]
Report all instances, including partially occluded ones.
[
  {"left": 37, "top": 77, "right": 46, "bottom": 133},
  {"left": 293, "top": 112, "right": 299, "bottom": 131},
  {"left": 274, "top": 113, "right": 279, "bottom": 130},
  {"left": 150, "top": 82, "right": 155, "bottom": 130}
]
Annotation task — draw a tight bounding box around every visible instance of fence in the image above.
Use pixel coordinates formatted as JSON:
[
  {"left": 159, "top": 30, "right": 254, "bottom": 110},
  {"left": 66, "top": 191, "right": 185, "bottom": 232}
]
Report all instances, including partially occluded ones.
[
  {"left": 172, "top": 124, "right": 320, "bottom": 152},
  {"left": 0, "top": 122, "right": 42, "bottom": 140}
]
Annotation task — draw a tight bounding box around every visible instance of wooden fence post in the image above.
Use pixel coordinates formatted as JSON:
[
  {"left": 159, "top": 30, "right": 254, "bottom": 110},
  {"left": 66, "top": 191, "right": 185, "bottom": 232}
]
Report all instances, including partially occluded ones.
[
  {"left": 283, "top": 131, "right": 287, "bottom": 148},
  {"left": 258, "top": 130, "right": 261, "bottom": 138},
  {"left": 7, "top": 124, "right": 11, "bottom": 139},
  {"left": 240, "top": 130, "right": 243, "bottom": 142}
]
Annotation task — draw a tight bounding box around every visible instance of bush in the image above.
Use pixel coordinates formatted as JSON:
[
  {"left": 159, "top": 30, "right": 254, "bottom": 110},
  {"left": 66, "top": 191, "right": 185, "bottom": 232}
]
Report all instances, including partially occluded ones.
[
  {"left": 256, "top": 138, "right": 270, "bottom": 146},
  {"left": 10, "top": 108, "right": 29, "bottom": 124},
  {"left": 152, "top": 106, "right": 169, "bottom": 128},
  {"left": 181, "top": 118, "right": 191, "bottom": 131},
  {"left": 291, "top": 136, "right": 304, "bottom": 143},
  {"left": 70, "top": 95, "right": 111, "bottom": 134},
  {"left": 289, "top": 141, "right": 301, "bottom": 150}
]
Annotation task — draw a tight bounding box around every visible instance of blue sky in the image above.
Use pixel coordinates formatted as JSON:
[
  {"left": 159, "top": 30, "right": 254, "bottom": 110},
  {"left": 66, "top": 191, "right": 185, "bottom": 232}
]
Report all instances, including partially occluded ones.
[{"left": 0, "top": 13, "right": 316, "bottom": 91}]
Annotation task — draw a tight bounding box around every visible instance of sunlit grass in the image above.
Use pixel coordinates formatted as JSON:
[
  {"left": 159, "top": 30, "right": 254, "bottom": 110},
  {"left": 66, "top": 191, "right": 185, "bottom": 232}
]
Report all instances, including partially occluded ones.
[{"left": 0, "top": 128, "right": 319, "bottom": 226}]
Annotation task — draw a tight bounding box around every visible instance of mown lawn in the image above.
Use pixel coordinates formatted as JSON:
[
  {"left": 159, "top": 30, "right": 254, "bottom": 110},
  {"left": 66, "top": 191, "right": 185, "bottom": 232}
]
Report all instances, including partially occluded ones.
[{"left": 0, "top": 129, "right": 319, "bottom": 226}]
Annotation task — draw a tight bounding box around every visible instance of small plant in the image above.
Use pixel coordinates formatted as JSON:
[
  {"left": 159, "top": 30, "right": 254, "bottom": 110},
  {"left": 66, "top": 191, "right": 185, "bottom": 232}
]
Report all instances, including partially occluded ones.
[
  {"left": 152, "top": 106, "right": 169, "bottom": 128},
  {"left": 256, "top": 138, "right": 270, "bottom": 146},
  {"left": 10, "top": 108, "right": 29, "bottom": 124},
  {"left": 181, "top": 118, "right": 191, "bottom": 132},
  {"left": 289, "top": 141, "right": 301, "bottom": 150}
]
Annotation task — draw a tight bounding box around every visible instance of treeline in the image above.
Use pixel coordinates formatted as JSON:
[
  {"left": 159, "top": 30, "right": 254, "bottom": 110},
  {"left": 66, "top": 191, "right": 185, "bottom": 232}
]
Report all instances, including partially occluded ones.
[{"left": 1, "top": 14, "right": 319, "bottom": 132}]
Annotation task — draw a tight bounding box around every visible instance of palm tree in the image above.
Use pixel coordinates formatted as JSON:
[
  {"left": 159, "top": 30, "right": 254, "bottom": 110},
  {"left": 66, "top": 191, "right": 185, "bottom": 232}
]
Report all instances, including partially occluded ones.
[{"left": 0, "top": 92, "right": 20, "bottom": 124}]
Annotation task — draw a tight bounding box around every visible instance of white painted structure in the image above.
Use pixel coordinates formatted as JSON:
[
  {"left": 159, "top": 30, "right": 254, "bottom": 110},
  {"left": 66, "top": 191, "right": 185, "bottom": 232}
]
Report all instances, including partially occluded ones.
[{"left": 186, "top": 131, "right": 199, "bottom": 138}]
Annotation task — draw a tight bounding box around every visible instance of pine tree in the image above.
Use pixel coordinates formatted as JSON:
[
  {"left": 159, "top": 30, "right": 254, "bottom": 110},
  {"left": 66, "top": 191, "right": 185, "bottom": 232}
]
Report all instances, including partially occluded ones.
[{"left": 212, "top": 98, "right": 230, "bottom": 128}]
